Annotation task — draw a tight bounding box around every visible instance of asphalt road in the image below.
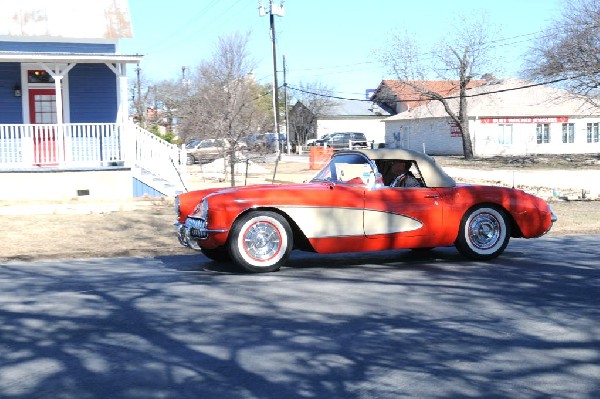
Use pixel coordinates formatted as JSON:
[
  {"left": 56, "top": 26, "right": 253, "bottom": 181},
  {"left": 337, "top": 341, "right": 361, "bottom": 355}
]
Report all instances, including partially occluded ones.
[{"left": 1, "top": 235, "right": 599, "bottom": 399}]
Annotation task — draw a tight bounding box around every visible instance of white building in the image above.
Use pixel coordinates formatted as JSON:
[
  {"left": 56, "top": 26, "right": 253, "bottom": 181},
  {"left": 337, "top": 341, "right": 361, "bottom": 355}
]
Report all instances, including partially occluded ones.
[
  {"left": 317, "top": 99, "right": 391, "bottom": 148},
  {"left": 384, "top": 78, "right": 600, "bottom": 156}
]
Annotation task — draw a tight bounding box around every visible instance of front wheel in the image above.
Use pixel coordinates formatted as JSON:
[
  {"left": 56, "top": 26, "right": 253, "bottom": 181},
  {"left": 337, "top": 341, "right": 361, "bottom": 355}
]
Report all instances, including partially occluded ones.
[
  {"left": 228, "top": 211, "right": 293, "bottom": 273},
  {"left": 455, "top": 206, "right": 510, "bottom": 260},
  {"left": 186, "top": 154, "right": 195, "bottom": 165}
]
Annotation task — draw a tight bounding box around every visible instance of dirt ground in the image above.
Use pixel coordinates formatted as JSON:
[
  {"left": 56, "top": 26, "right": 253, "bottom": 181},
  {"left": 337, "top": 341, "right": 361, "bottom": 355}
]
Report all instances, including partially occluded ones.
[{"left": 1, "top": 153, "right": 600, "bottom": 262}]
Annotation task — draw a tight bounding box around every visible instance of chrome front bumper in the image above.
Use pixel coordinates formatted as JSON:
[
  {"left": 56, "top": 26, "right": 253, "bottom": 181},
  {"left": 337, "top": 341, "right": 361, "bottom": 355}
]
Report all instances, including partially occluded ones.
[{"left": 176, "top": 218, "right": 227, "bottom": 250}]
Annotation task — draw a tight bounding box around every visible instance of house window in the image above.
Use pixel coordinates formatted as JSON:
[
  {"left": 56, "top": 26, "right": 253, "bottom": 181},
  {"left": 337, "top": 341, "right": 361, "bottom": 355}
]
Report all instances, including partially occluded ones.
[
  {"left": 536, "top": 123, "right": 550, "bottom": 144},
  {"left": 587, "top": 123, "right": 599, "bottom": 143},
  {"left": 498, "top": 124, "right": 512, "bottom": 145},
  {"left": 28, "top": 70, "right": 55, "bottom": 84},
  {"left": 562, "top": 123, "right": 575, "bottom": 143}
]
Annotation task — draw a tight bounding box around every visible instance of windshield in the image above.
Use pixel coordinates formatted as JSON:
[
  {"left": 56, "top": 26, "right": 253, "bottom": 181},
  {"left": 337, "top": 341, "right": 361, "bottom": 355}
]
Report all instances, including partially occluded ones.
[
  {"left": 311, "top": 153, "right": 379, "bottom": 186},
  {"left": 329, "top": 134, "right": 346, "bottom": 141},
  {"left": 185, "top": 139, "right": 201, "bottom": 149}
]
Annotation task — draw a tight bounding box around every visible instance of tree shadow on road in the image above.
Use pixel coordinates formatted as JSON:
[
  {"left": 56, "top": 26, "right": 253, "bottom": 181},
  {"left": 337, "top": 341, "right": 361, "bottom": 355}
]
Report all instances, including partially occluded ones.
[{"left": 1, "top": 235, "right": 598, "bottom": 398}]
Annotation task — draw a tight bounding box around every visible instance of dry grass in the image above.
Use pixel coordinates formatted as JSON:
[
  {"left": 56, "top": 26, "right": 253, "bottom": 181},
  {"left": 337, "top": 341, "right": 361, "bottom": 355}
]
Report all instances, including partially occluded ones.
[{"left": 0, "top": 205, "right": 192, "bottom": 262}]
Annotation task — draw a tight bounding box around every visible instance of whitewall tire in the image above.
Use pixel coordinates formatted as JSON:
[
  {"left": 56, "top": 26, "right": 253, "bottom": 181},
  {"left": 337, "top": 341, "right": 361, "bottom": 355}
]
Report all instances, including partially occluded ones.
[
  {"left": 229, "top": 211, "right": 293, "bottom": 273},
  {"left": 455, "top": 206, "right": 510, "bottom": 260}
]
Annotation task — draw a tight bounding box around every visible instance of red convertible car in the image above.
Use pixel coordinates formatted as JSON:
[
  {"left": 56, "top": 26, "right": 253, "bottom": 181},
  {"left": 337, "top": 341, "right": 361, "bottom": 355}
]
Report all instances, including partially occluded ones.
[{"left": 175, "top": 149, "right": 556, "bottom": 273}]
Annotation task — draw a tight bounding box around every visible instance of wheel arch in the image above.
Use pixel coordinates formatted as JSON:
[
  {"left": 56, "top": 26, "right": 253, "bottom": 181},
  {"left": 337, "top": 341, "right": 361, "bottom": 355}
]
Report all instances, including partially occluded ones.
[
  {"left": 232, "top": 206, "right": 315, "bottom": 252},
  {"left": 454, "top": 202, "right": 514, "bottom": 260},
  {"left": 455, "top": 202, "right": 522, "bottom": 241}
]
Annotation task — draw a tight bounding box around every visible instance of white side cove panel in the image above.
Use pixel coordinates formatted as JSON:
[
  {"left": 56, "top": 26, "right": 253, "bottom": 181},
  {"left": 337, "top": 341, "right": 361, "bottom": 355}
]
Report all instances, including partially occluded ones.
[
  {"left": 363, "top": 209, "right": 423, "bottom": 235},
  {"left": 278, "top": 206, "right": 423, "bottom": 238}
]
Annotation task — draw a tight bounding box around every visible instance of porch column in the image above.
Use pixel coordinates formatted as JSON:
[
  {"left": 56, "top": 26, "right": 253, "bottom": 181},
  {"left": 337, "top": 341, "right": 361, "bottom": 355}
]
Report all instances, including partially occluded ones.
[
  {"left": 53, "top": 76, "right": 64, "bottom": 125},
  {"left": 105, "top": 62, "right": 129, "bottom": 125},
  {"left": 106, "top": 62, "right": 131, "bottom": 166},
  {"left": 39, "top": 63, "right": 76, "bottom": 125}
]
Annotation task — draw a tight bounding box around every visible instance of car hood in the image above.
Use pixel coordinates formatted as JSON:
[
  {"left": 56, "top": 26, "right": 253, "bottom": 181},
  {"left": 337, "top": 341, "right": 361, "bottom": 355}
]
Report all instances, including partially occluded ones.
[
  {"left": 206, "top": 181, "right": 335, "bottom": 200},
  {"left": 177, "top": 181, "right": 356, "bottom": 219}
]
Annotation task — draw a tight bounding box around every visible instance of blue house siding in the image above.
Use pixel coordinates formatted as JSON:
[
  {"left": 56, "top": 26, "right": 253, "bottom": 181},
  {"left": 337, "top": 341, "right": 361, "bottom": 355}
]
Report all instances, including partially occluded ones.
[
  {"left": 69, "top": 64, "right": 117, "bottom": 123},
  {"left": 0, "top": 42, "right": 116, "bottom": 54},
  {"left": 0, "top": 63, "right": 23, "bottom": 123}
]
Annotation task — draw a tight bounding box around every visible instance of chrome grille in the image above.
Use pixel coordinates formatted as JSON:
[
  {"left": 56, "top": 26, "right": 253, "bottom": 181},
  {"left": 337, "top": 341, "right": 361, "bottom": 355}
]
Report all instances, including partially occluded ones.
[
  {"left": 185, "top": 217, "right": 206, "bottom": 229},
  {"left": 185, "top": 218, "right": 207, "bottom": 239}
]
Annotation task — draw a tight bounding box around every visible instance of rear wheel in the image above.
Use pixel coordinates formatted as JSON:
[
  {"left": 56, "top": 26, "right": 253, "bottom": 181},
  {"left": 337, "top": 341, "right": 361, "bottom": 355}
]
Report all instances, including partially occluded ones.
[
  {"left": 455, "top": 206, "right": 510, "bottom": 260},
  {"left": 228, "top": 211, "right": 293, "bottom": 273}
]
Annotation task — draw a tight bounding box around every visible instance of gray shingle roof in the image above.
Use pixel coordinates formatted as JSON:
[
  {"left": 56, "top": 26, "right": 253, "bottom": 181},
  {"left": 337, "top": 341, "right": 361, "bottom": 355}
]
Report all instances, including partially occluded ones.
[{"left": 324, "top": 99, "right": 392, "bottom": 117}]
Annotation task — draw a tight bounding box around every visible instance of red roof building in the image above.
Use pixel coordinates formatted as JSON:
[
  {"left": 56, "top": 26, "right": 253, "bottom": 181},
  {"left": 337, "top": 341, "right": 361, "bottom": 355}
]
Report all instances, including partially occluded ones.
[{"left": 371, "top": 79, "right": 485, "bottom": 114}]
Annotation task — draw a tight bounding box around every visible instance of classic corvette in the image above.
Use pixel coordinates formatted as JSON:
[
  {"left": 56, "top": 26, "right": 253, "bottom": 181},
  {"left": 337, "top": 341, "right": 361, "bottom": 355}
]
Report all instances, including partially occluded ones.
[{"left": 175, "top": 149, "right": 557, "bottom": 273}]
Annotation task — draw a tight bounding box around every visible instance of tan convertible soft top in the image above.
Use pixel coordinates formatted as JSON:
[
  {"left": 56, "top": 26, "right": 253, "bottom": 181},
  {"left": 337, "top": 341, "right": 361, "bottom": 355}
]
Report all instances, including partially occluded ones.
[{"left": 339, "top": 148, "right": 457, "bottom": 188}]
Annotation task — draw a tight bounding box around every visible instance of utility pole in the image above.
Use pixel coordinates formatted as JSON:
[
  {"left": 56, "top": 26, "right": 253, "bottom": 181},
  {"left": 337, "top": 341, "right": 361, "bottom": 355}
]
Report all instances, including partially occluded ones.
[
  {"left": 283, "top": 55, "right": 290, "bottom": 154},
  {"left": 259, "top": 1, "right": 284, "bottom": 156},
  {"left": 181, "top": 66, "right": 189, "bottom": 93},
  {"left": 136, "top": 63, "right": 143, "bottom": 127}
]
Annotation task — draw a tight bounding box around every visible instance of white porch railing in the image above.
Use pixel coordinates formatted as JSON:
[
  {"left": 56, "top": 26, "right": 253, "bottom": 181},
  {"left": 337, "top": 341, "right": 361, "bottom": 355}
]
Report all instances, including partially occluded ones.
[
  {"left": 0, "top": 123, "right": 126, "bottom": 168},
  {"left": 0, "top": 122, "right": 186, "bottom": 193},
  {"left": 130, "top": 123, "right": 187, "bottom": 188}
]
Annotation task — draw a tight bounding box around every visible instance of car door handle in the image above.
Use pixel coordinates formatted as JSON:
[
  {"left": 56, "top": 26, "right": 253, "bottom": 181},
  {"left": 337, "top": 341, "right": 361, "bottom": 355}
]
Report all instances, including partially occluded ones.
[{"left": 424, "top": 194, "right": 439, "bottom": 199}]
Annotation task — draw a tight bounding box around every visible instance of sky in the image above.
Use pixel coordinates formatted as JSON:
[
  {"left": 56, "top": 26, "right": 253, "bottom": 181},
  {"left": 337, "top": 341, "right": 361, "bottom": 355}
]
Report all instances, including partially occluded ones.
[{"left": 119, "top": 0, "right": 563, "bottom": 100}]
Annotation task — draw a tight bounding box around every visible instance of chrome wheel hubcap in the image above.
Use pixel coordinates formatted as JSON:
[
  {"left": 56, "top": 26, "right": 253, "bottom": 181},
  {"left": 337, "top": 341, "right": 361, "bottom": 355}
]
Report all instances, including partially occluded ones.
[
  {"left": 243, "top": 221, "right": 281, "bottom": 261},
  {"left": 469, "top": 213, "right": 500, "bottom": 250}
]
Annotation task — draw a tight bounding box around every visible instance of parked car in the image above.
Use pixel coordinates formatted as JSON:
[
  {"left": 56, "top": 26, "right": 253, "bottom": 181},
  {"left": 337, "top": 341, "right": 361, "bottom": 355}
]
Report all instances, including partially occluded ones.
[
  {"left": 315, "top": 132, "right": 368, "bottom": 150},
  {"left": 307, "top": 134, "right": 330, "bottom": 146},
  {"left": 245, "top": 133, "right": 286, "bottom": 151},
  {"left": 175, "top": 148, "right": 556, "bottom": 273},
  {"left": 185, "top": 138, "right": 230, "bottom": 165}
]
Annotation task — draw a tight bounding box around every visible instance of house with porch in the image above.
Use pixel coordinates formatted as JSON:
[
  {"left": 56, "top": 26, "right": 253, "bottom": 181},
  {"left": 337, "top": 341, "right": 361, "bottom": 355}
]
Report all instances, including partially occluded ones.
[
  {"left": 0, "top": 0, "right": 184, "bottom": 201},
  {"left": 382, "top": 78, "right": 600, "bottom": 157}
]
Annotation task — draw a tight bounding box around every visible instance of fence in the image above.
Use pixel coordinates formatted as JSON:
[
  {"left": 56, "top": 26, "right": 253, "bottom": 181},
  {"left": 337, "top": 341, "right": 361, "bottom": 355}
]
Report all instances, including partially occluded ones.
[
  {"left": 130, "top": 123, "right": 186, "bottom": 185},
  {"left": 0, "top": 123, "right": 125, "bottom": 168}
]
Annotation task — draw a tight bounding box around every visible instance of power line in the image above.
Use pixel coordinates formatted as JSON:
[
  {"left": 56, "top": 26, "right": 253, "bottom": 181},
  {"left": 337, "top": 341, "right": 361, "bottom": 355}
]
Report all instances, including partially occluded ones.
[
  {"left": 285, "top": 74, "right": 588, "bottom": 103},
  {"left": 287, "top": 30, "right": 547, "bottom": 78},
  {"left": 291, "top": 61, "right": 377, "bottom": 72},
  {"left": 283, "top": 27, "right": 571, "bottom": 95}
]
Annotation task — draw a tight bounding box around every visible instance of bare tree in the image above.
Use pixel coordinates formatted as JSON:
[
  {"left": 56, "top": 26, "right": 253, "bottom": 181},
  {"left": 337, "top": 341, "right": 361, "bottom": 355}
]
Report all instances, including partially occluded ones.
[
  {"left": 179, "top": 32, "right": 266, "bottom": 186},
  {"left": 287, "top": 81, "right": 335, "bottom": 145},
  {"left": 129, "top": 66, "right": 153, "bottom": 129},
  {"left": 525, "top": 0, "right": 600, "bottom": 103},
  {"left": 144, "top": 79, "right": 185, "bottom": 141},
  {"left": 379, "top": 14, "right": 499, "bottom": 159},
  {"left": 253, "top": 82, "right": 279, "bottom": 133}
]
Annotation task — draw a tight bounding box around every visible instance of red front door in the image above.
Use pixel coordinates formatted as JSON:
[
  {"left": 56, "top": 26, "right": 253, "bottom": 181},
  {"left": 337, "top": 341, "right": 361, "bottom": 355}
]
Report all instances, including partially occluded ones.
[{"left": 29, "top": 88, "right": 58, "bottom": 166}]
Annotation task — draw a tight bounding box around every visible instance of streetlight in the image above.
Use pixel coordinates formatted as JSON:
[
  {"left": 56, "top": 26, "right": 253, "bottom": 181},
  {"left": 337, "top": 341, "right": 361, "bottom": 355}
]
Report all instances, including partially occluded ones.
[{"left": 259, "top": 1, "right": 284, "bottom": 156}]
